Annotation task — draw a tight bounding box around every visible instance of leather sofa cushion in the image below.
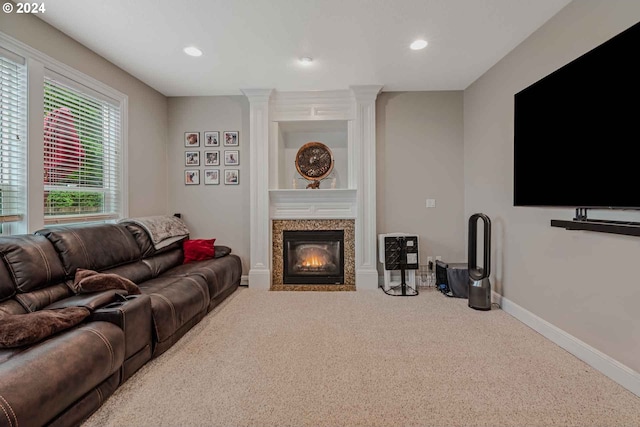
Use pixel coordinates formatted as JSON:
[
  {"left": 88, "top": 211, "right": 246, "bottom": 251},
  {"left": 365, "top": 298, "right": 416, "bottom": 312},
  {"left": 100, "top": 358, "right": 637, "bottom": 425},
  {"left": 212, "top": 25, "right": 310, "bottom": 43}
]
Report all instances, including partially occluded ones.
[
  {"left": 0, "top": 299, "right": 27, "bottom": 316},
  {"left": 0, "top": 259, "right": 14, "bottom": 302},
  {"left": 45, "top": 290, "right": 124, "bottom": 311},
  {"left": 47, "top": 371, "right": 121, "bottom": 427},
  {"left": 14, "top": 283, "right": 73, "bottom": 313},
  {"left": 0, "top": 235, "right": 66, "bottom": 293},
  {"left": 0, "top": 347, "right": 23, "bottom": 364},
  {"left": 37, "top": 224, "right": 141, "bottom": 275},
  {"left": 138, "top": 275, "right": 209, "bottom": 343},
  {"left": 142, "top": 248, "right": 183, "bottom": 277},
  {"left": 102, "top": 260, "right": 154, "bottom": 284},
  {"left": 0, "top": 307, "right": 90, "bottom": 348},
  {"left": 0, "top": 321, "right": 124, "bottom": 427},
  {"left": 164, "top": 254, "right": 242, "bottom": 301}
]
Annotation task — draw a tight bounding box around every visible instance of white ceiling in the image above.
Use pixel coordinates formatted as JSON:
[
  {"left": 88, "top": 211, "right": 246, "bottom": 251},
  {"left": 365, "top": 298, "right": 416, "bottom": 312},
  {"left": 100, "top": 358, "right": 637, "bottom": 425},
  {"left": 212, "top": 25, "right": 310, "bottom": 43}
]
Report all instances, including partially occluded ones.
[{"left": 37, "top": 0, "right": 571, "bottom": 96}]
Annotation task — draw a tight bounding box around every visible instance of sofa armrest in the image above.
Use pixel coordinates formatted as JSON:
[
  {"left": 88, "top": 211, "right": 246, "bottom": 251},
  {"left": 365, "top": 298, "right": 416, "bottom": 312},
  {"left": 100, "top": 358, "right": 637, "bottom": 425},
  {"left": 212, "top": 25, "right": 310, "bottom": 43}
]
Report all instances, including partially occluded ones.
[
  {"left": 43, "top": 290, "right": 126, "bottom": 311},
  {"left": 0, "top": 322, "right": 124, "bottom": 427},
  {"left": 89, "top": 294, "right": 152, "bottom": 363}
]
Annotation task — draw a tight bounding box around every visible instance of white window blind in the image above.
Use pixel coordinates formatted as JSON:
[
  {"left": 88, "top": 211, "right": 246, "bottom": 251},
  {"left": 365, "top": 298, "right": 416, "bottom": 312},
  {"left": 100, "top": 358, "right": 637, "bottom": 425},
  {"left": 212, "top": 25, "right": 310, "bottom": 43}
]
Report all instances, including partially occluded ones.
[
  {"left": 43, "top": 72, "right": 123, "bottom": 224},
  {"left": 0, "top": 50, "right": 27, "bottom": 229}
]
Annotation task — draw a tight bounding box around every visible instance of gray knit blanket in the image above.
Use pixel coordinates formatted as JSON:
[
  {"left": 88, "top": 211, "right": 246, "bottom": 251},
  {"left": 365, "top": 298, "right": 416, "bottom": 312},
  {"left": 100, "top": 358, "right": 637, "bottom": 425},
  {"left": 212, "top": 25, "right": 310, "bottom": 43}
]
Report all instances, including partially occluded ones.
[{"left": 120, "top": 215, "right": 189, "bottom": 249}]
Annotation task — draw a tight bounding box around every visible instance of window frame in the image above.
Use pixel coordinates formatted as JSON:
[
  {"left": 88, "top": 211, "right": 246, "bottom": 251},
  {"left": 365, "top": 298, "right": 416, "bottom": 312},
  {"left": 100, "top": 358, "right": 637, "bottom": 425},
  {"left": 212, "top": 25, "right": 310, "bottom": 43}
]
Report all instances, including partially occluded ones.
[
  {"left": 0, "top": 47, "right": 27, "bottom": 235},
  {"left": 0, "top": 31, "right": 128, "bottom": 233},
  {"left": 43, "top": 70, "right": 124, "bottom": 224}
]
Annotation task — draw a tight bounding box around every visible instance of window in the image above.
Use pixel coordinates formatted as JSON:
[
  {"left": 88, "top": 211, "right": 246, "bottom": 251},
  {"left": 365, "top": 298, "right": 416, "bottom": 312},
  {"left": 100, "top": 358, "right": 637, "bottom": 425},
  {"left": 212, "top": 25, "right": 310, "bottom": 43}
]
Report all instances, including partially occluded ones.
[
  {"left": 43, "top": 72, "right": 123, "bottom": 224},
  {"left": 0, "top": 49, "right": 27, "bottom": 234},
  {"left": 0, "top": 33, "right": 127, "bottom": 234}
]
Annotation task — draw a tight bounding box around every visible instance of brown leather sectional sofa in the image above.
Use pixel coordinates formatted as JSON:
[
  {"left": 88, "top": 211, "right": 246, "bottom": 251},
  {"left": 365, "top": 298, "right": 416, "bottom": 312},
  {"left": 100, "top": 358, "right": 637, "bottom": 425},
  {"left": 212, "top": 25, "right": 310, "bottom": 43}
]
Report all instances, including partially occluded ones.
[{"left": 0, "top": 222, "right": 242, "bottom": 427}]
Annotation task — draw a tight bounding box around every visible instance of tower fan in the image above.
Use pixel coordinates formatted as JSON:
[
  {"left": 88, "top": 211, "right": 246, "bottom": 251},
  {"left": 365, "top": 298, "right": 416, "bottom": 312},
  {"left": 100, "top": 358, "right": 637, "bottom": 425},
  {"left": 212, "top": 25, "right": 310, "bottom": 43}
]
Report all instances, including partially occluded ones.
[{"left": 468, "top": 213, "right": 492, "bottom": 310}]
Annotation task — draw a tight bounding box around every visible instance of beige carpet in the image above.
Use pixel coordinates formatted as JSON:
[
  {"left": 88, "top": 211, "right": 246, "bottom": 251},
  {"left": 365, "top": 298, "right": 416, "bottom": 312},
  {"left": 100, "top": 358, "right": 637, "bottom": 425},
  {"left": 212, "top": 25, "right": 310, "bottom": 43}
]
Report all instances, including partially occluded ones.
[{"left": 83, "top": 287, "right": 640, "bottom": 427}]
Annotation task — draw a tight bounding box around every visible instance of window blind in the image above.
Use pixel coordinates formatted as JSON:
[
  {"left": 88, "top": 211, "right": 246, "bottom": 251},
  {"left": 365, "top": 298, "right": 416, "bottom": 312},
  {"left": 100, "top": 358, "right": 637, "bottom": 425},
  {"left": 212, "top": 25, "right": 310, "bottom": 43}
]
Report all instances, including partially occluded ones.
[
  {"left": 0, "top": 52, "right": 27, "bottom": 226},
  {"left": 43, "top": 73, "right": 122, "bottom": 224}
]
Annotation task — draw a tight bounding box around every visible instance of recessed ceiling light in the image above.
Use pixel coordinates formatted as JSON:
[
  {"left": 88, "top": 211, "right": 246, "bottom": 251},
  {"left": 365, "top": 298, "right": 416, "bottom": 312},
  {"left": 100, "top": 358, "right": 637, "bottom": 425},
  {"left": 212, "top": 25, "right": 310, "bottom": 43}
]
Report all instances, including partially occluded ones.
[
  {"left": 410, "top": 39, "right": 428, "bottom": 50},
  {"left": 183, "top": 46, "right": 203, "bottom": 57},
  {"left": 299, "top": 56, "right": 313, "bottom": 65}
]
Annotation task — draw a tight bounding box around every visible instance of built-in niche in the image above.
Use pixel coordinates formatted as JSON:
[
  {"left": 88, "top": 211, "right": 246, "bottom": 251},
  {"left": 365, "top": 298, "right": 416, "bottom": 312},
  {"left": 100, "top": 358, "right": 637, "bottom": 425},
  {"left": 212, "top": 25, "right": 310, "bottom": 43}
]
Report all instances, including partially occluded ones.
[{"left": 276, "top": 120, "right": 348, "bottom": 190}]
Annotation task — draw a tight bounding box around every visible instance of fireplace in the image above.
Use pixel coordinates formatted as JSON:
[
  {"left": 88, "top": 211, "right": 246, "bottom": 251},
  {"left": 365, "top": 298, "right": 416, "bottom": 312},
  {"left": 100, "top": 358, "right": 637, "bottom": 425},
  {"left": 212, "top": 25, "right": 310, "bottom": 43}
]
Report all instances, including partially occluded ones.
[
  {"left": 272, "top": 219, "right": 355, "bottom": 291},
  {"left": 283, "top": 230, "right": 344, "bottom": 284}
]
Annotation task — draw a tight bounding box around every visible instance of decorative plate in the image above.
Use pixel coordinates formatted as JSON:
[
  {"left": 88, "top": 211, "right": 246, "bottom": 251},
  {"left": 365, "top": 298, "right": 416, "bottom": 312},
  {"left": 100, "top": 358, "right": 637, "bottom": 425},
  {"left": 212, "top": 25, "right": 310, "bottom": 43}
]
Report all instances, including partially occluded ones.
[{"left": 295, "top": 142, "right": 334, "bottom": 181}]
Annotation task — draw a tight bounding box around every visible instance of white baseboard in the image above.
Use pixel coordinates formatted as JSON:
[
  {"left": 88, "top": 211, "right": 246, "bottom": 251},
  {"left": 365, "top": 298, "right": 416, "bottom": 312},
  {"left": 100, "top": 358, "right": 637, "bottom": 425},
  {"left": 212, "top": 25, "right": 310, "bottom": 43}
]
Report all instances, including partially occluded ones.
[
  {"left": 493, "top": 291, "right": 640, "bottom": 397},
  {"left": 240, "top": 275, "right": 249, "bottom": 286},
  {"left": 248, "top": 269, "right": 271, "bottom": 290},
  {"left": 356, "top": 269, "right": 379, "bottom": 290}
]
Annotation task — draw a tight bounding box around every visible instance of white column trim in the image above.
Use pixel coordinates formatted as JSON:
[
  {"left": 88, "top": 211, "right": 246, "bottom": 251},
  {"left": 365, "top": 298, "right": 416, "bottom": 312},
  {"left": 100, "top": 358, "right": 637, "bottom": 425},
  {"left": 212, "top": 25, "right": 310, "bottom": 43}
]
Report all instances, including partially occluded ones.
[
  {"left": 242, "top": 88, "right": 273, "bottom": 289},
  {"left": 351, "top": 85, "right": 383, "bottom": 289}
]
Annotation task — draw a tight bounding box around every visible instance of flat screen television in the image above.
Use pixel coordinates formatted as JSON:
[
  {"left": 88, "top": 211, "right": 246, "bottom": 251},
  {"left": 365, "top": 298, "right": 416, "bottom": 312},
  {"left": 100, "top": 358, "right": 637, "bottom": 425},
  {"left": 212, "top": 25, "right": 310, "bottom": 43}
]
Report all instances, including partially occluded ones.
[{"left": 514, "top": 21, "right": 640, "bottom": 209}]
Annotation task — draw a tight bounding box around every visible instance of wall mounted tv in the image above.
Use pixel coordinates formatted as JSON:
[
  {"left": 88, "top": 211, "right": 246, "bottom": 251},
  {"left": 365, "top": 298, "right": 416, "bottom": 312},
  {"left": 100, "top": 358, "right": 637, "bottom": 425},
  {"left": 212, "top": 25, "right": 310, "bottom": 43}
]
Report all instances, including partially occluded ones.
[{"left": 514, "top": 21, "right": 640, "bottom": 209}]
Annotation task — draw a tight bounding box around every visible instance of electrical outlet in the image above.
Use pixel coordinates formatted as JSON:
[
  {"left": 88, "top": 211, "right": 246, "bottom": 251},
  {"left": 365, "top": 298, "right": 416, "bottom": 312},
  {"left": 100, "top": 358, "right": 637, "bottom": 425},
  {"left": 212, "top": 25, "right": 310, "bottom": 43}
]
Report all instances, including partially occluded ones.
[
  {"left": 427, "top": 256, "right": 434, "bottom": 270},
  {"left": 426, "top": 199, "right": 436, "bottom": 208},
  {"left": 436, "top": 256, "right": 442, "bottom": 262}
]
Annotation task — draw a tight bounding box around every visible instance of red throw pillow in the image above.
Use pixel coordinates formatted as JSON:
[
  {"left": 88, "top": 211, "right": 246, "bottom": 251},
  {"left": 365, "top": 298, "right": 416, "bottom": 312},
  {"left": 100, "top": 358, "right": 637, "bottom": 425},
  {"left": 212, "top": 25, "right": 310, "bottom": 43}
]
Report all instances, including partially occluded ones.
[{"left": 183, "top": 238, "right": 216, "bottom": 264}]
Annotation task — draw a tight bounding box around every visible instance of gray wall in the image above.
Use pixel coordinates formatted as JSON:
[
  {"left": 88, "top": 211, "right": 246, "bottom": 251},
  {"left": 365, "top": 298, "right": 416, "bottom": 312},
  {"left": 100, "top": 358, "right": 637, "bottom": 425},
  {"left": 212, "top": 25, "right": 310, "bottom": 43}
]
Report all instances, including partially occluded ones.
[
  {"left": 464, "top": 0, "right": 640, "bottom": 372},
  {"left": 377, "top": 92, "right": 465, "bottom": 269},
  {"left": 0, "top": 12, "right": 169, "bottom": 218},
  {"left": 167, "top": 97, "right": 251, "bottom": 274}
]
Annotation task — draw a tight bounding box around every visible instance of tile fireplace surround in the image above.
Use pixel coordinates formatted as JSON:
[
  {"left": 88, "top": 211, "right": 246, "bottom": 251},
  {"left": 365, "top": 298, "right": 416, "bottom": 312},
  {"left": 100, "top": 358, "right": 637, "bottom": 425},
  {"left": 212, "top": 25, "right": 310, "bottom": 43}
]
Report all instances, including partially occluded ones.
[
  {"left": 272, "top": 219, "right": 355, "bottom": 291},
  {"left": 242, "top": 86, "right": 382, "bottom": 291}
]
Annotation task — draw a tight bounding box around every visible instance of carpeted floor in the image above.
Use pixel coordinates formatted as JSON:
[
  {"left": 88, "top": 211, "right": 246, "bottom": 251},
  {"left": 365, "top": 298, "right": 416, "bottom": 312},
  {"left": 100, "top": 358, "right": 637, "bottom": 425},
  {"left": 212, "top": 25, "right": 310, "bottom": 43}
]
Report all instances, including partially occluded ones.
[{"left": 83, "top": 287, "right": 640, "bottom": 427}]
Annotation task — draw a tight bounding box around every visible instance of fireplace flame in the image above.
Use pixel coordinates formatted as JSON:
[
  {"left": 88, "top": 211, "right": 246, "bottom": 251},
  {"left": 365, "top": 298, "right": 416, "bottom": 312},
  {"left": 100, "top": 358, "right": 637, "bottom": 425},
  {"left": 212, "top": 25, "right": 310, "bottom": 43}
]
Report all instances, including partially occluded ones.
[
  {"left": 293, "top": 244, "right": 339, "bottom": 275},
  {"left": 302, "top": 254, "right": 326, "bottom": 268}
]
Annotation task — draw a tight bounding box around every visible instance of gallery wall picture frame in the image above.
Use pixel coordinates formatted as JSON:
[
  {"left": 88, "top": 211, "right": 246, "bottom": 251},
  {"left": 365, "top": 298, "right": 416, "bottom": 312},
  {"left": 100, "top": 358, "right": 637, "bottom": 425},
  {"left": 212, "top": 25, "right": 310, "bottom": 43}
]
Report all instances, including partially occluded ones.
[
  {"left": 224, "top": 169, "right": 239, "bottom": 185},
  {"left": 224, "top": 150, "right": 239, "bottom": 166},
  {"left": 223, "top": 131, "right": 239, "bottom": 146},
  {"left": 185, "top": 151, "right": 200, "bottom": 166},
  {"left": 185, "top": 132, "right": 200, "bottom": 147},
  {"left": 185, "top": 169, "right": 200, "bottom": 185},
  {"left": 204, "top": 169, "right": 220, "bottom": 185},
  {"left": 204, "top": 131, "right": 220, "bottom": 147},
  {"left": 204, "top": 150, "right": 220, "bottom": 166}
]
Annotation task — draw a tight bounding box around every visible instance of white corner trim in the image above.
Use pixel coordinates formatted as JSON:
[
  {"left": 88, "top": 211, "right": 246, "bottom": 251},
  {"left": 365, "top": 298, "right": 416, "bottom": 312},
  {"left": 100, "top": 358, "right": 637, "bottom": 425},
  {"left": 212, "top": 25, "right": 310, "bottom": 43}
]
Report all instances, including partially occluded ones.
[{"left": 493, "top": 291, "right": 640, "bottom": 397}]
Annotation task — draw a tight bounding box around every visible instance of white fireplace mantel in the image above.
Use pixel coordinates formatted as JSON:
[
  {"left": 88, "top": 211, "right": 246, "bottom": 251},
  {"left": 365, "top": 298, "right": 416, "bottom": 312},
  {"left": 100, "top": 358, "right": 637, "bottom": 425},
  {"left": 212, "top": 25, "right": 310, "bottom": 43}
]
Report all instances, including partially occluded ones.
[
  {"left": 242, "top": 86, "right": 383, "bottom": 290},
  {"left": 270, "top": 189, "right": 357, "bottom": 220}
]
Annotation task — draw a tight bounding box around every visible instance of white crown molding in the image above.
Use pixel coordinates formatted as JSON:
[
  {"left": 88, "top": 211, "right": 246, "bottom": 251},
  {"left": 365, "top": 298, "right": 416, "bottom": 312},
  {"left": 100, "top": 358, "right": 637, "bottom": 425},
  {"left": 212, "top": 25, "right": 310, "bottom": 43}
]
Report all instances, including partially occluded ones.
[
  {"left": 271, "top": 90, "right": 352, "bottom": 121},
  {"left": 350, "top": 85, "right": 384, "bottom": 103},
  {"left": 240, "top": 88, "right": 273, "bottom": 102}
]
